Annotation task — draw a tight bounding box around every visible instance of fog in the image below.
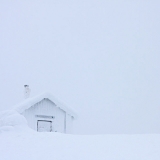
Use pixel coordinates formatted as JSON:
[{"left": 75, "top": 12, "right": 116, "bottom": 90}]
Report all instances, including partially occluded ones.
[{"left": 0, "top": 1, "right": 160, "bottom": 134}]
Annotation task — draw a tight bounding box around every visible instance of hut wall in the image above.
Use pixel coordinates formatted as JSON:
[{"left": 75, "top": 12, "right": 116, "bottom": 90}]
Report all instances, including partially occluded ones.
[{"left": 22, "top": 98, "right": 66, "bottom": 133}]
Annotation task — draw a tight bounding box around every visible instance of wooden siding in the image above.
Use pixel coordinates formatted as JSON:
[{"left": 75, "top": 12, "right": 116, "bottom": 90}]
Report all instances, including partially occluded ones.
[
  {"left": 66, "top": 114, "right": 73, "bottom": 133},
  {"left": 22, "top": 98, "right": 66, "bottom": 133}
]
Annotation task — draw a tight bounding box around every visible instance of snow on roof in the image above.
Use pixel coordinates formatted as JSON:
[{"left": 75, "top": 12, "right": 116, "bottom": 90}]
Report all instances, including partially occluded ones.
[{"left": 13, "top": 92, "right": 77, "bottom": 119}]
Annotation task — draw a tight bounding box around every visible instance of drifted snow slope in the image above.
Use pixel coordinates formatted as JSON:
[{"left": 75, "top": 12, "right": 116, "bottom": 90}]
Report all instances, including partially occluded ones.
[{"left": 0, "top": 110, "right": 160, "bottom": 160}]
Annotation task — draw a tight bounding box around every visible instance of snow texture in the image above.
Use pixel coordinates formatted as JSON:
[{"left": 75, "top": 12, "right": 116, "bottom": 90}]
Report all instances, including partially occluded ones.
[
  {"left": 0, "top": 110, "right": 160, "bottom": 160},
  {"left": 0, "top": 110, "right": 27, "bottom": 127},
  {"left": 12, "top": 92, "right": 77, "bottom": 118}
]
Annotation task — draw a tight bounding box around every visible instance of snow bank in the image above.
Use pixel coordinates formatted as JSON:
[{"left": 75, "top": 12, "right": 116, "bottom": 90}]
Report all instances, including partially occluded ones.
[
  {"left": 0, "top": 110, "right": 27, "bottom": 131},
  {"left": 0, "top": 110, "right": 160, "bottom": 160},
  {"left": 0, "top": 131, "right": 160, "bottom": 160}
]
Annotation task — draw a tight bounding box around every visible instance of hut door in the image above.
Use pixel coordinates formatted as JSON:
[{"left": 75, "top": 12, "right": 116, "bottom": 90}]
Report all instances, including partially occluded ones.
[{"left": 37, "top": 120, "right": 52, "bottom": 132}]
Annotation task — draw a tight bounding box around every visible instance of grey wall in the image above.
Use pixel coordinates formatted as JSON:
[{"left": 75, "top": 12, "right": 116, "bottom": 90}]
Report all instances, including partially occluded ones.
[{"left": 22, "top": 99, "right": 66, "bottom": 133}]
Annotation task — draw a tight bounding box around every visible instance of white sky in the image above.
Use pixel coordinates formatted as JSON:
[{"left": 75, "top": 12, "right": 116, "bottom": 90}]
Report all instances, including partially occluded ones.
[{"left": 0, "top": 1, "right": 160, "bottom": 134}]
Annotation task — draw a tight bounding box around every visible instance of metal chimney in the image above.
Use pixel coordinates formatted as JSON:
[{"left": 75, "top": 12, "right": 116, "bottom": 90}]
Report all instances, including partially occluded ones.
[{"left": 24, "top": 85, "right": 31, "bottom": 99}]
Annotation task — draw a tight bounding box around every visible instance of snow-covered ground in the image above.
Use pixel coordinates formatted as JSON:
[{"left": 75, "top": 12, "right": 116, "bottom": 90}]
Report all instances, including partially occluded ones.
[{"left": 0, "top": 110, "right": 160, "bottom": 160}]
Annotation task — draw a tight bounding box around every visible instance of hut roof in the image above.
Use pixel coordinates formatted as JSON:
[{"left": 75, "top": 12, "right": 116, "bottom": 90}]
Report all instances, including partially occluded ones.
[{"left": 13, "top": 92, "right": 77, "bottom": 119}]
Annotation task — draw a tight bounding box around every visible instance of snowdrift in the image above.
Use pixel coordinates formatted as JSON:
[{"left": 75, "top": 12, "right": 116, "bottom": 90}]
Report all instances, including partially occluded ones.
[
  {"left": 0, "top": 110, "right": 160, "bottom": 160},
  {"left": 0, "top": 110, "right": 27, "bottom": 132}
]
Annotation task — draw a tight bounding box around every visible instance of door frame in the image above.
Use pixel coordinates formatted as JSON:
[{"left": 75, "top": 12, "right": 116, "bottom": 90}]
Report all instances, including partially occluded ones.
[{"left": 37, "top": 120, "right": 52, "bottom": 132}]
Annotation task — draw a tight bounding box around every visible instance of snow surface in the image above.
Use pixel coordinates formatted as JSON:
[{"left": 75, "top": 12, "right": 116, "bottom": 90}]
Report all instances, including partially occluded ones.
[
  {"left": 0, "top": 110, "right": 160, "bottom": 160},
  {"left": 0, "top": 110, "right": 27, "bottom": 131}
]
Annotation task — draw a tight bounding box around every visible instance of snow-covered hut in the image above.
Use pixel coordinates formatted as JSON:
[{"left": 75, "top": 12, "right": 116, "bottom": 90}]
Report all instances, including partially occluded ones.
[{"left": 13, "top": 92, "right": 77, "bottom": 133}]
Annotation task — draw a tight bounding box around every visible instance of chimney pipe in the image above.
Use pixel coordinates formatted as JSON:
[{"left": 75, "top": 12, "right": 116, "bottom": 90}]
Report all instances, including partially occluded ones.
[{"left": 24, "top": 85, "right": 31, "bottom": 99}]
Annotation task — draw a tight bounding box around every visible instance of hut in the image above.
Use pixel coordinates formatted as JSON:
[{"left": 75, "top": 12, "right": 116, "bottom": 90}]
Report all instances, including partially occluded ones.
[{"left": 13, "top": 90, "right": 77, "bottom": 133}]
